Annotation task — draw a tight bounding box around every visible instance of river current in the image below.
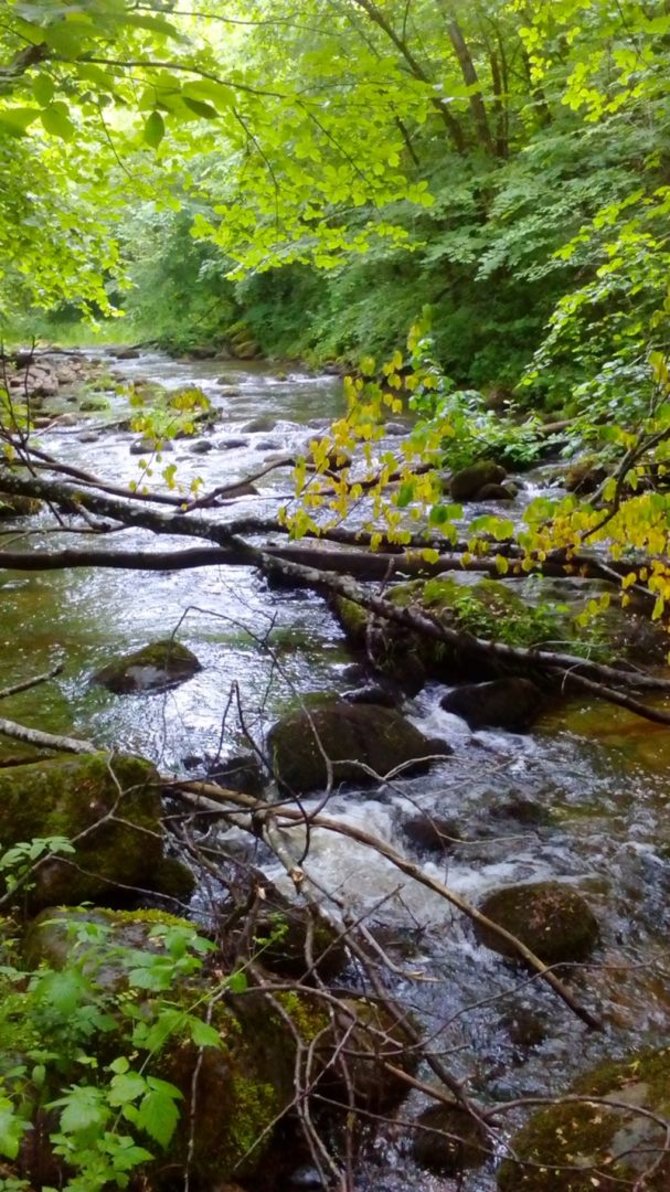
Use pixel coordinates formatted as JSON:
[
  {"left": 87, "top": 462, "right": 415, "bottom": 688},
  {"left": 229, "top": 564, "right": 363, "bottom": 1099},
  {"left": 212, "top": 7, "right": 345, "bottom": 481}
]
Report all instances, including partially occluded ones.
[{"left": 2, "top": 351, "right": 670, "bottom": 1190}]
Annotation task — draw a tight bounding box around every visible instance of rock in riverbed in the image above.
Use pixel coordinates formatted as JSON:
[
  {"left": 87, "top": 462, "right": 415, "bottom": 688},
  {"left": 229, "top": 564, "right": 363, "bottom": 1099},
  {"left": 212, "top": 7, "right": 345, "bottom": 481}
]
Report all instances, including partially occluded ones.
[
  {"left": 268, "top": 702, "right": 450, "bottom": 794},
  {"left": 441, "top": 678, "right": 545, "bottom": 732},
  {"left": 475, "top": 881, "right": 599, "bottom": 965},
  {"left": 498, "top": 1047, "right": 670, "bottom": 1190},
  {"left": 93, "top": 639, "right": 202, "bottom": 694}
]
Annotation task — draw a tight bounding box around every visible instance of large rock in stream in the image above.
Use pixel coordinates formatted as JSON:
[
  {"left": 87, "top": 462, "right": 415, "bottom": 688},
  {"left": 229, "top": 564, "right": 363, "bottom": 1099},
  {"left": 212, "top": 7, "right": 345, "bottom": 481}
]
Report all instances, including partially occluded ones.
[
  {"left": 0, "top": 753, "right": 193, "bottom": 908},
  {"left": 475, "top": 881, "right": 599, "bottom": 965},
  {"left": 93, "top": 639, "right": 202, "bottom": 694},
  {"left": 268, "top": 702, "right": 449, "bottom": 794},
  {"left": 441, "top": 677, "right": 545, "bottom": 731},
  {"left": 448, "top": 459, "right": 508, "bottom": 500},
  {"left": 498, "top": 1047, "right": 670, "bottom": 1190}
]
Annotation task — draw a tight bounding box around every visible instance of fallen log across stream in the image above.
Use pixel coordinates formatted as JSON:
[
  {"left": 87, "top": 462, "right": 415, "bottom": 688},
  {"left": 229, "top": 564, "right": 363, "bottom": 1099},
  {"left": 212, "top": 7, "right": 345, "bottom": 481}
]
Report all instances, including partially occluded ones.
[{"left": 1, "top": 467, "right": 669, "bottom": 725}]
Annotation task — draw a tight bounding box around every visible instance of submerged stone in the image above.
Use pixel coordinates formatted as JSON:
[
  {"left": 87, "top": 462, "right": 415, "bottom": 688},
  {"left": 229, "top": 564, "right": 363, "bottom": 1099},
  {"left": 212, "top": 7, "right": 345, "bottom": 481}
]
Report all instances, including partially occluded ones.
[
  {"left": 242, "top": 415, "right": 276, "bottom": 432},
  {"left": 400, "top": 813, "right": 462, "bottom": 853},
  {"left": 268, "top": 702, "right": 449, "bottom": 794},
  {"left": 93, "top": 638, "right": 202, "bottom": 694},
  {"left": 476, "top": 881, "right": 599, "bottom": 965}
]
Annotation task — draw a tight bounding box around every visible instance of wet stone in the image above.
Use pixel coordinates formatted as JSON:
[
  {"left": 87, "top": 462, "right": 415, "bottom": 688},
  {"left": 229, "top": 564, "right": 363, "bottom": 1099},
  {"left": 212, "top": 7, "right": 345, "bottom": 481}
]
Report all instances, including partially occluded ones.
[
  {"left": 400, "top": 814, "right": 462, "bottom": 854},
  {"left": 475, "top": 880, "right": 600, "bottom": 965},
  {"left": 93, "top": 639, "right": 202, "bottom": 694},
  {"left": 412, "top": 1103, "right": 489, "bottom": 1176},
  {"left": 441, "top": 678, "right": 544, "bottom": 732}
]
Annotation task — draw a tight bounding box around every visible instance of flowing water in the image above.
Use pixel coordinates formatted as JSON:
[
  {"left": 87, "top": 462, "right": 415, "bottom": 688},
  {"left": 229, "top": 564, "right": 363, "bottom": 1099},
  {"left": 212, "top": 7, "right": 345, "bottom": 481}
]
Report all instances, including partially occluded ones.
[{"left": 2, "top": 351, "right": 670, "bottom": 1191}]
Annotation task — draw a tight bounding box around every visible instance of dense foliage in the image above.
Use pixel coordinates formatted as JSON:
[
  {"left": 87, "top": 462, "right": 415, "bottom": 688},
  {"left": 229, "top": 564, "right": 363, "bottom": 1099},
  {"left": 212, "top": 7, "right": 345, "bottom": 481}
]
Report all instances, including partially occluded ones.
[{"left": 0, "top": 1, "right": 667, "bottom": 398}]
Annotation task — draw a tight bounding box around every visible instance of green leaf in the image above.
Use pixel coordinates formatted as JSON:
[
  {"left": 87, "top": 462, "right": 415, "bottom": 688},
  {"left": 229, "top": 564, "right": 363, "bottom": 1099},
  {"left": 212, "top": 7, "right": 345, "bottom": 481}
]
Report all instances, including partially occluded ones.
[
  {"left": 33, "top": 969, "right": 89, "bottom": 1016},
  {"left": 187, "top": 1017, "right": 222, "bottom": 1048},
  {"left": 136, "top": 1086, "right": 181, "bottom": 1148},
  {"left": 108, "top": 1071, "right": 147, "bottom": 1107},
  {"left": 144, "top": 110, "right": 165, "bottom": 149},
  {"left": 32, "top": 75, "right": 55, "bottom": 107},
  {"left": 0, "top": 1099, "right": 27, "bottom": 1161},
  {"left": 40, "top": 102, "right": 76, "bottom": 141},
  {"left": 182, "top": 79, "right": 234, "bottom": 110},
  {"left": 52, "top": 1085, "right": 109, "bottom": 1137},
  {"left": 226, "top": 969, "right": 248, "bottom": 994},
  {"left": 396, "top": 481, "right": 415, "bottom": 508},
  {"left": 0, "top": 107, "right": 41, "bottom": 135},
  {"left": 182, "top": 96, "right": 220, "bottom": 120}
]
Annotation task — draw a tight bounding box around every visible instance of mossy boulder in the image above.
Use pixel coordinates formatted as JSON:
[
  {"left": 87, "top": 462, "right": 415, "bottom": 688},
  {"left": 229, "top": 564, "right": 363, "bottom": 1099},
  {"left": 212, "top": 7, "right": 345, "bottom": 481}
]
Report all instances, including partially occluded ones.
[
  {"left": 448, "top": 460, "right": 507, "bottom": 500},
  {"left": 441, "top": 678, "right": 545, "bottom": 732},
  {"left": 18, "top": 907, "right": 332, "bottom": 1188},
  {"left": 93, "top": 639, "right": 202, "bottom": 694},
  {"left": 412, "top": 1103, "right": 489, "bottom": 1175},
  {"left": 476, "top": 481, "right": 515, "bottom": 501},
  {"left": 0, "top": 752, "right": 193, "bottom": 908},
  {"left": 267, "top": 702, "right": 448, "bottom": 794},
  {"left": 498, "top": 1048, "right": 670, "bottom": 1191},
  {"left": 475, "top": 881, "right": 599, "bottom": 965},
  {"left": 0, "top": 492, "right": 42, "bottom": 518},
  {"left": 332, "top": 578, "right": 565, "bottom": 688}
]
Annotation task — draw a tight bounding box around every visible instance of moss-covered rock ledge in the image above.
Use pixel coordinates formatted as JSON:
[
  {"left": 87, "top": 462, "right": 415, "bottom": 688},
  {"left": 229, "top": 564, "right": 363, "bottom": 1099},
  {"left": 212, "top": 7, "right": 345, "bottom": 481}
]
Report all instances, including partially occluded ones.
[
  {"left": 19, "top": 907, "right": 417, "bottom": 1189},
  {"left": 498, "top": 1048, "right": 670, "bottom": 1190},
  {"left": 0, "top": 752, "right": 193, "bottom": 908},
  {"left": 332, "top": 577, "right": 571, "bottom": 690}
]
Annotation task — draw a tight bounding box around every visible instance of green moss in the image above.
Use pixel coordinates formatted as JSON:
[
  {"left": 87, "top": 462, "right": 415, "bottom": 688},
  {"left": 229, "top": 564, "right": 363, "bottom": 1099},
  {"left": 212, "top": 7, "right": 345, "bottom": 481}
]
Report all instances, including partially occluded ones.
[
  {"left": 0, "top": 752, "right": 189, "bottom": 908},
  {"left": 331, "top": 595, "right": 369, "bottom": 647},
  {"left": 93, "top": 639, "right": 202, "bottom": 694},
  {"left": 476, "top": 882, "right": 599, "bottom": 965},
  {"left": 0, "top": 493, "right": 42, "bottom": 518},
  {"left": 498, "top": 1049, "right": 670, "bottom": 1191},
  {"left": 274, "top": 989, "right": 330, "bottom": 1040}
]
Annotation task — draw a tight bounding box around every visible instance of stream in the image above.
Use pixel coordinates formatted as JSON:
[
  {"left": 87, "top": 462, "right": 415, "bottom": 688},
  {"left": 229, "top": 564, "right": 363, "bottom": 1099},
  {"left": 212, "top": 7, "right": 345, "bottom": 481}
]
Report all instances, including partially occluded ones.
[{"left": 2, "top": 350, "right": 670, "bottom": 1191}]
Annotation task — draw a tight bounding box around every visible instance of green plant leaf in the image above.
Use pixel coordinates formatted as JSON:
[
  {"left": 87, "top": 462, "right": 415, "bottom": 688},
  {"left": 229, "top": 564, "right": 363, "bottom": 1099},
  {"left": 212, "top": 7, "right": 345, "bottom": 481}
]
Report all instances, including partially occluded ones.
[
  {"left": 40, "top": 102, "right": 75, "bottom": 141},
  {"left": 144, "top": 110, "right": 165, "bottom": 149},
  {"left": 136, "top": 1086, "right": 181, "bottom": 1148},
  {"left": 187, "top": 1017, "right": 222, "bottom": 1047},
  {"left": 181, "top": 96, "right": 220, "bottom": 120}
]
